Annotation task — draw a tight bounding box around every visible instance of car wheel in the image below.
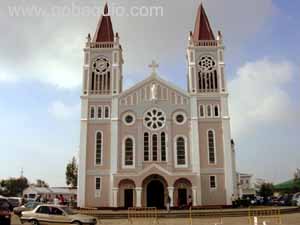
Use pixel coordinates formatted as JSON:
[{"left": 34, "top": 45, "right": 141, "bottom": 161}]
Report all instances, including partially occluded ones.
[
  {"left": 30, "top": 219, "right": 39, "bottom": 225},
  {"left": 72, "top": 221, "right": 82, "bottom": 225}
]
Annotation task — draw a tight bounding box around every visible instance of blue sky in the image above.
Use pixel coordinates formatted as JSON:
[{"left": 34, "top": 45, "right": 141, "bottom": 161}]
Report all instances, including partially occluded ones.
[{"left": 0, "top": 0, "right": 299, "bottom": 186}]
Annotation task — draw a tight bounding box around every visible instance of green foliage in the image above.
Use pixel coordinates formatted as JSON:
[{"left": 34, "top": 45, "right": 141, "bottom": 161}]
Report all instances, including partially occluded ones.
[
  {"left": 259, "top": 183, "right": 274, "bottom": 198},
  {"left": 66, "top": 157, "right": 78, "bottom": 188},
  {"left": 34, "top": 179, "right": 49, "bottom": 188},
  {"left": 0, "top": 177, "right": 29, "bottom": 197}
]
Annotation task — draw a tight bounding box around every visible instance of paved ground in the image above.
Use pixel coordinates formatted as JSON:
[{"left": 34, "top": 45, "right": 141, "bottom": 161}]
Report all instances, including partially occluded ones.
[{"left": 11, "top": 213, "right": 300, "bottom": 225}]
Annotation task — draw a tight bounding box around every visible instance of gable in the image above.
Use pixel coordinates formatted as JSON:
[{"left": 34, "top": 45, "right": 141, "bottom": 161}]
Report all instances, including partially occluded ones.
[{"left": 119, "top": 75, "right": 189, "bottom": 106}]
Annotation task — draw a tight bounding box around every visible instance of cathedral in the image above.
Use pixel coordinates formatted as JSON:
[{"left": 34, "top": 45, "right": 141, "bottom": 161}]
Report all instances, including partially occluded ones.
[{"left": 78, "top": 3, "right": 237, "bottom": 208}]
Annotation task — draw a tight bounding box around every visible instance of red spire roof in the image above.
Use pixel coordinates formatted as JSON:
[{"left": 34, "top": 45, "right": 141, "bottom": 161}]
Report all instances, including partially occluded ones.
[
  {"left": 93, "top": 3, "right": 114, "bottom": 42},
  {"left": 193, "top": 4, "right": 215, "bottom": 41}
]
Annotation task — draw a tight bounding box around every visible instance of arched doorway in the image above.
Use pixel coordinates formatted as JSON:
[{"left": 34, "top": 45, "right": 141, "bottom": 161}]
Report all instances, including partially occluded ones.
[
  {"left": 118, "top": 179, "right": 136, "bottom": 209},
  {"left": 147, "top": 180, "right": 164, "bottom": 208},
  {"left": 142, "top": 174, "right": 168, "bottom": 209},
  {"left": 174, "top": 178, "right": 192, "bottom": 208}
]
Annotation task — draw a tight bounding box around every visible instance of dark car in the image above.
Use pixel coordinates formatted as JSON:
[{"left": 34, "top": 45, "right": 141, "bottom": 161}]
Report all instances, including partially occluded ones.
[
  {"left": 0, "top": 198, "right": 11, "bottom": 225},
  {"left": 13, "top": 202, "right": 40, "bottom": 216}
]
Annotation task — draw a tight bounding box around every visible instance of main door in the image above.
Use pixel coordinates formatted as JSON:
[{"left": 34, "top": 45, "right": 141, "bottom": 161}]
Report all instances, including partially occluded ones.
[
  {"left": 178, "top": 188, "right": 187, "bottom": 207},
  {"left": 147, "top": 180, "right": 165, "bottom": 209},
  {"left": 124, "top": 189, "right": 133, "bottom": 209}
]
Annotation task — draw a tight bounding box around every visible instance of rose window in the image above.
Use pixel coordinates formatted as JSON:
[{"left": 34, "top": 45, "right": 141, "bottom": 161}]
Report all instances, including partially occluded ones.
[
  {"left": 93, "top": 57, "right": 110, "bottom": 74},
  {"left": 198, "top": 56, "right": 216, "bottom": 72},
  {"left": 144, "top": 108, "right": 166, "bottom": 131}
]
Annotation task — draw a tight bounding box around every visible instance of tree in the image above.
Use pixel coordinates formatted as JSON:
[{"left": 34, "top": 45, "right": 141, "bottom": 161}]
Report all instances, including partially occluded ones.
[
  {"left": 259, "top": 183, "right": 274, "bottom": 199},
  {"left": 0, "top": 177, "right": 29, "bottom": 197},
  {"left": 34, "top": 179, "right": 49, "bottom": 188},
  {"left": 66, "top": 157, "right": 78, "bottom": 188}
]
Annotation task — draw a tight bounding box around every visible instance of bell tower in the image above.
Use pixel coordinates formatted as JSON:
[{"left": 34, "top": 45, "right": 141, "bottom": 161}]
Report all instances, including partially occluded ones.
[
  {"left": 187, "top": 3, "right": 226, "bottom": 94},
  {"left": 82, "top": 3, "right": 123, "bottom": 96}
]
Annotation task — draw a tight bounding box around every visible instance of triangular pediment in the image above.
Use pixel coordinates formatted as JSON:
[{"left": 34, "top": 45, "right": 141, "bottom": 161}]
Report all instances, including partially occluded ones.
[{"left": 119, "top": 74, "right": 189, "bottom": 106}]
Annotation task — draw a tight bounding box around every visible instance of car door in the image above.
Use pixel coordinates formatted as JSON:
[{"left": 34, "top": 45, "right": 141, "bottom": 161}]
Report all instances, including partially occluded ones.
[
  {"left": 48, "top": 206, "right": 69, "bottom": 225},
  {"left": 35, "top": 206, "right": 51, "bottom": 225}
]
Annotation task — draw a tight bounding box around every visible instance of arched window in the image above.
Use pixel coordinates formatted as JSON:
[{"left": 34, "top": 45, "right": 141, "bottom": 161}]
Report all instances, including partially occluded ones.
[
  {"left": 176, "top": 137, "right": 186, "bottom": 166},
  {"left": 214, "top": 105, "right": 219, "bottom": 117},
  {"left": 124, "top": 138, "right": 134, "bottom": 167},
  {"left": 207, "top": 105, "right": 212, "bottom": 117},
  {"left": 208, "top": 130, "right": 216, "bottom": 164},
  {"left": 144, "top": 132, "right": 149, "bottom": 161},
  {"left": 199, "top": 105, "right": 205, "bottom": 118},
  {"left": 104, "top": 106, "right": 110, "bottom": 119},
  {"left": 161, "top": 132, "right": 166, "bottom": 161},
  {"left": 152, "top": 134, "right": 158, "bottom": 161},
  {"left": 95, "top": 131, "right": 103, "bottom": 165},
  {"left": 97, "top": 106, "right": 103, "bottom": 119},
  {"left": 90, "top": 106, "right": 95, "bottom": 119}
]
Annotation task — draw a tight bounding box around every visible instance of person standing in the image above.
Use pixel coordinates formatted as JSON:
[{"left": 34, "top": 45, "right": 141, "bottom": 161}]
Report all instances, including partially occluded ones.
[{"left": 166, "top": 195, "right": 171, "bottom": 212}]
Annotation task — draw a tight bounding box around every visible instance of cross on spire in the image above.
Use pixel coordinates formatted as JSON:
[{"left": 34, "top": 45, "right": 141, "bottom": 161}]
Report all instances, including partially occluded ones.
[{"left": 149, "top": 60, "right": 159, "bottom": 74}]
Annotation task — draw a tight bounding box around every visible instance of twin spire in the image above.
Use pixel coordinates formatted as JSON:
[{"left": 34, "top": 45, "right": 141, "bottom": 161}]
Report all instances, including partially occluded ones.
[
  {"left": 93, "top": 3, "right": 215, "bottom": 43},
  {"left": 93, "top": 3, "right": 114, "bottom": 42}
]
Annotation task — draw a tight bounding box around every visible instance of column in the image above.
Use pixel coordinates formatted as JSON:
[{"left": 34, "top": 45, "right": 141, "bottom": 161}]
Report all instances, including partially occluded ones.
[
  {"left": 167, "top": 187, "right": 174, "bottom": 207},
  {"left": 136, "top": 187, "right": 142, "bottom": 207},
  {"left": 192, "top": 187, "right": 197, "bottom": 206},
  {"left": 112, "top": 188, "right": 118, "bottom": 208}
]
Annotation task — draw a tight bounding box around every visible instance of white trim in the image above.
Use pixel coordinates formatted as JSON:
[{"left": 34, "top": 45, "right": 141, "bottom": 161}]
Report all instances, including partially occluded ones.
[
  {"left": 122, "top": 111, "right": 136, "bottom": 126},
  {"left": 209, "top": 175, "right": 217, "bottom": 190},
  {"left": 174, "top": 135, "right": 188, "bottom": 168},
  {"left": 173, "top": 111, "right": 187, "bottom": 125},
  {"left": 94, "top": 130, "right": 103, "bottom": 166},
  {"left": 122, "top": 135, "right": 136, "bottom": 169},
  {"left": 95, "top": 176, "right": 102, "bottom": 198},
  {"left": 151, "top": 133, "right": 159, "bottom": 161},
  {"left": 207, "top": 129, "right": 217, "bottom": 165}
]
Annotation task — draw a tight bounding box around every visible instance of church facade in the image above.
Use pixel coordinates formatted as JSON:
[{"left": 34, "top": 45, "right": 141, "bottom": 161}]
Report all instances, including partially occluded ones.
[{"left": 78, "top": 3, "right": 237, "bottom": 208}]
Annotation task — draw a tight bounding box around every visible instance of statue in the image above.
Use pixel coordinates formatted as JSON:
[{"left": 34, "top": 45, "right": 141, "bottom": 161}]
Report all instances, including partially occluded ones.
[{"left": 151, "top": 83, "right": 158, "bottom": 101}]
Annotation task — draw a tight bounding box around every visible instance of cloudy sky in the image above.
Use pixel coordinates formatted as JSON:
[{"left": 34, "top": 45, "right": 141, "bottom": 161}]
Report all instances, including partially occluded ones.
[{"left": 0, "top": 0, "right": 299, "bottom": 186}]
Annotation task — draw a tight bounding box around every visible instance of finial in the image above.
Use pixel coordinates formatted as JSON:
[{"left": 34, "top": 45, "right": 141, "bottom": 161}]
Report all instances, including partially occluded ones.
[
  {"left": 149, "top": 60, "right": 159, "bottom": 75},
  {"left": 104, "top": 2, "right": 109, "bottom": 15},
  {"left": 87, "top": 33, "right": 91, "bottom": 42}
]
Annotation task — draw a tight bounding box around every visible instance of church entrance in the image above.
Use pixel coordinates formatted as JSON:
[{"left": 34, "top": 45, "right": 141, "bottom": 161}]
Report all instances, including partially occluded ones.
[
  {"left": 142, "top": 174, "right": 168, "bottom": 209},
  {"left": 147, "top": 180, "right": 165, "bottom": 208},
  {"left": 124, "top": 189, "right": 133, "bottom": 209},
  {"left": 178, "top": 188, "right": 187, "bottom": 207}
]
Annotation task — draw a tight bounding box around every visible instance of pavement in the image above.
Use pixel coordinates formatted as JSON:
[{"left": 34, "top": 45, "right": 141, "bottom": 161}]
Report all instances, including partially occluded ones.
[{"left": 11, "top": 213, "right": 300, "bottom": 225}]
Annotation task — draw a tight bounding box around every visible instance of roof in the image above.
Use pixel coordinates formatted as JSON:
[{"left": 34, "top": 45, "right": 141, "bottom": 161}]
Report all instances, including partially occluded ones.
[
  {"left": 275, "top": 179, "right": 300, "bottom": 191},
  {"left": 93, "top": 3, "right": 114, "bottom": 42},
  {"left": 193, "top": 4, "right": 215, "bottom": 41},
  {"left": 23, "top": 186, "right": 77, "bottom": 195}
]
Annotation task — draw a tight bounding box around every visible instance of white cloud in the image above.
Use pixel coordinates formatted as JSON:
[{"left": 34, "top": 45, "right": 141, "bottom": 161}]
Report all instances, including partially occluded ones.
[
  {"left": 49, "top": 101, "right": 80, "bottom": 120},
  {"left": 0, "top": 0, "right": 274, "bottom": 89},
  {"left": 229, "top": 59, "right": 296, "bottom": 138}
]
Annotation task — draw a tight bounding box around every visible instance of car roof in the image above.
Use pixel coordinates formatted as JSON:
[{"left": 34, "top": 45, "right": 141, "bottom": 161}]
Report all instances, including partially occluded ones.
[{"left": 37, "top": 204, "right": 67, "bottom": 208}]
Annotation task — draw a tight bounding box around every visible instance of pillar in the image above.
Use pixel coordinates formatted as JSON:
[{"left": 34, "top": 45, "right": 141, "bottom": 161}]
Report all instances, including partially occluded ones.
[
  {"left": 136, "top": 187, "right": 142, "bottom": 207},
  {"left": 112, "top": 188, "right": 118, "bottom": 208},
  {"left": 167, "top": 187, "right": 174, "bottom": 207},
  {"left": 192, "top": 186, "right": 197, "bottom": 206}
]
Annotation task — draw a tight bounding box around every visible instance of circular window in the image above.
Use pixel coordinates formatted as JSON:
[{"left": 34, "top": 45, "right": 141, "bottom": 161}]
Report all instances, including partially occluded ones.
[
  {"left": 123, "top": 112, "right": 136, "bottom": 126},
  {"left": 198, "top": 56, "right": 216, "bottom": 72},
  {"left": 93, "top": 57, "right": 110, "bottom": 74},
  {"left": 144, "top": 108, "right": 166, "bottom": 131},
  {"left": 173, "top": 112, "right": 187, "bottom": 125}
]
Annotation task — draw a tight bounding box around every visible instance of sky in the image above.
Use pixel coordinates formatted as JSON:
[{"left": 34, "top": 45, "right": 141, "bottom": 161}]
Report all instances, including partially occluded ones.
[{"left": 0, "top": 0, "right": 299, "bottom": 187}]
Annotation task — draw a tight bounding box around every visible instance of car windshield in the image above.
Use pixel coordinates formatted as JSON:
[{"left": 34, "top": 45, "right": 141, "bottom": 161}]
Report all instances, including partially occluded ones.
[{"left": 63, "top": 207, "right": 76, "bottom": 215}]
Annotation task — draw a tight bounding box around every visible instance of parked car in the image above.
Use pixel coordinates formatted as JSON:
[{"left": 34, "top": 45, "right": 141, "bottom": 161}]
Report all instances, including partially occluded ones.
[
  {"left": 0, "top": 197, "right": 11, "bottom": 225},
  {"left": 14, "top": 201, "right": 40, "bottom": 216},
  {"left": 8, "top": 197, "right": 22, "bottom": 208},
  {"left": 21, "top": 204, "right": 98, "bottom": 225},
  {"left": 292, "top": 192, "right": 300, "bottom": 206}
]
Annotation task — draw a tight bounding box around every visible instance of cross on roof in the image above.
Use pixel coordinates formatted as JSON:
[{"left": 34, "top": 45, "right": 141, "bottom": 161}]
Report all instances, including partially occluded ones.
[{"left": 149, "top": 60, "right": 159, "bottom": 74}]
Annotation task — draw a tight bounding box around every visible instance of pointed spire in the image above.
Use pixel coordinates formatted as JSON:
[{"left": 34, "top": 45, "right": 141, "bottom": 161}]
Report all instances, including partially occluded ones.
[
  {"left": 193, "top": 3, "right": 215, "bottom": 41},
  {"left": 93, "top": 3, "right": 114, "bottom": 42}
]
